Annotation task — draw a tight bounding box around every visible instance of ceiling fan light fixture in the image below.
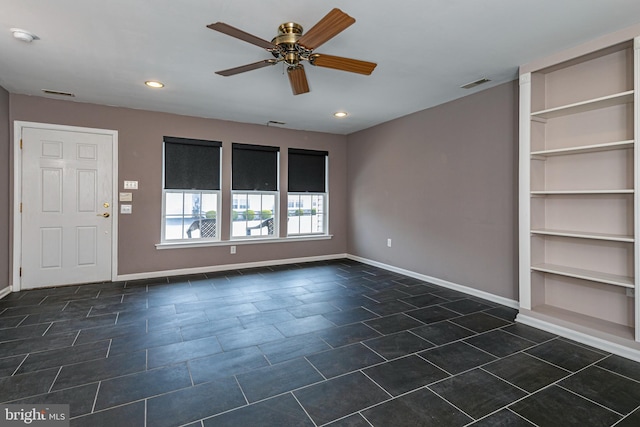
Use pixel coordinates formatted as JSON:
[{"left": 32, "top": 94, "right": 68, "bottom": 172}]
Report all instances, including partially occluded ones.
[
  {"left": 333, "top": 111, "right": 348, "bottom": 118},
  {"left": 145, "top": 80, "right": 164, "bottom": 88}
]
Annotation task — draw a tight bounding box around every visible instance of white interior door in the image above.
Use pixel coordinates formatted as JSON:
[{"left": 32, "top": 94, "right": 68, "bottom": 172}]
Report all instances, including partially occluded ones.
[{"left": 20, "top": 126, "right": 114, "bottom": 289}]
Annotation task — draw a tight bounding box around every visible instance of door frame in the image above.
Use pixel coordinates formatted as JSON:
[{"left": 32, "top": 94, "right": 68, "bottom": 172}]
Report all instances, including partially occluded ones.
[{"left": 12, "top": 121, "right": 119, "bottom": 292}]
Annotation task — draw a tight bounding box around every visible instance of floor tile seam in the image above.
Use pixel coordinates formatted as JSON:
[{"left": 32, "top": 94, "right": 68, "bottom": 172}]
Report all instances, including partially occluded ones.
[
  {"left": 303, "top": 355, "right": 328, "bottom": 381},
  {"left": 414, "top": 352, "right": 456, "bottom": 377},
  {"left": 522, "top": 347, "right": 580, "bottom": 373},
  {"left": 404, "top": 328, "right": 438, "bottom": 348},
  {"left": 9, "top": 354, "right": 28, "bottom": 377},
  {"left": 425, "top": 385, "right": 477, "bottom": 421},
  {"left": 556, "top": 383, "right": 626, "bottom": 417},
  {"left": 88, "top": 376, "right": 200, "bottom": 414},
  {"left": 15, "top": 316, "right": 29, "bottom": 328},
  {"left": 595, "top": 362, "right": 640, "bottom": 385},
  {"left": 359, "top": 340, "right": 391, "bottom": 362},
  {"left": 47, "top": 366, "right": 63, "bottom": 394},
  {"left": 50, "top": 361, "right": 157, "bottom": 393},
  {"left": 232, "top": 375, "right": 250, "bottom": 406},
  {"left": 317, "top": 411, "right": 373, "bottom": 427},
  {"left": 424, "top": 349, "right": 528, "bottom": 385},
  {"left": 286, "top": 392, "right": 319, "bottom": 427},
  {"left": 91, "top": 381, "right": 101, "bottom": 413},
  {"left": 464, "top": 326, "right": 538, "bottom": 348},
  {"left": 497, "top": 325, "right": 558, "bottom": 344},
  {"left": 611, "top": 404, "right": 640, "bottom": 427},
  {"left": 462, "top": 338, "right": 517, "bottom": 360},
  {"left": 411, "top": 328, "right": 486, "bottom": 353},
  {"left": 11, "top": 346, "right": 113, "bottom": 376},
  {"left": 359, "top": 369, "right": 394, "bottom": 399},
  {"left": 556, "top": 337, "right": 613, "bottom": 356},
  {"left": 478, "top": 366, "right": 533, "bottom": 395},
  {"left": 460, "top": 406, "right": 537, "bottom": 427},
  {"left": 69, "top": 396, "right": 147, "bottom": 420}
]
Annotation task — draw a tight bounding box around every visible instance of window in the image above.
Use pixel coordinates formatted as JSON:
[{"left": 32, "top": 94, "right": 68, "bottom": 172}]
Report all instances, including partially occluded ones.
[
  {"left": 288, "top": 148, "right": 328, "bottom": 235},
  {"left": 162, "top": 136, "right": 221, "bottom": 241},
  {"left": 232, "top": 143, "right": 279, "bottom": 238}
]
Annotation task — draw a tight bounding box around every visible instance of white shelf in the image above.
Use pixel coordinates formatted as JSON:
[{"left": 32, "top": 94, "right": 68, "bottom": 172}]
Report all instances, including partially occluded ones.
[
  {"left": 531, "top": 90, "right": 634, "bottom": 119},
  {"left": 522, "top": 306, "right": 636, "bottom": 341},
  {"left": 531, "top": 140, "right": 634, "bottom": 158},
  {"left": 531, "top": 263, "right": 634, "bottom": 288},
  {"left": 531, "top": 228, "right": 634, "bottom": 242},
  {"left": 531, "top": 189, "right": 634, "bottom": 195}
]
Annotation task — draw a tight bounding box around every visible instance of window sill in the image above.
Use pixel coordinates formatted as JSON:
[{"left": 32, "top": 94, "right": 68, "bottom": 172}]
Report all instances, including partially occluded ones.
[{"left": 155, "top": 234, "right": 333, "bottom": 250}]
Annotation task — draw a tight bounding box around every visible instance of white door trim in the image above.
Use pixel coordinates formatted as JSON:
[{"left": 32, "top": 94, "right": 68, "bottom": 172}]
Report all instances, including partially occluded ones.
[{"left": 12, "top": 121, "right": 118, "bottom": 291}]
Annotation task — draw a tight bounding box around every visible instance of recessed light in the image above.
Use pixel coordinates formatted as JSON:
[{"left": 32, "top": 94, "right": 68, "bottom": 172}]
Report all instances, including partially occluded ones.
[
  {"left": 10, "top": 28, "right": 39, "bottom": 43},
  {"left": 333, "top": 111, "right": 348, "bottom": 118},
  {"left": 145, "top": 81, "right": 164, "bottom": 88}
]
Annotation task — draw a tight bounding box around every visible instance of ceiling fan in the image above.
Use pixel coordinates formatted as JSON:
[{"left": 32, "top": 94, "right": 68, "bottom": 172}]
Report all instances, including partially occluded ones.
[{"left": 207, "top": 8, "right": 377, "bottom": 95}]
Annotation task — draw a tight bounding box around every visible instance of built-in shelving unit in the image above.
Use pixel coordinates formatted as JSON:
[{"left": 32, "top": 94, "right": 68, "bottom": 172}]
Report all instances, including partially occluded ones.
[{"left": 518, "top": 37, "right": 640, "bottom": 359}]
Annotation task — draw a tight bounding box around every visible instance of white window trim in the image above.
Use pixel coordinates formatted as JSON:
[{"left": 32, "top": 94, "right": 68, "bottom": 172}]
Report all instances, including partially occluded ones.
[
  {"left": 161, "top": 189, "right": 222, "bottom": 243},
  {"left": 156, "top": 233, "right": 333, "bottom": 250},
  {"left": 230, "top": 190, "right": 279, "bottom": 240},
  {"left": 287, "top": 192, "right": 328, "bottom": 236}
]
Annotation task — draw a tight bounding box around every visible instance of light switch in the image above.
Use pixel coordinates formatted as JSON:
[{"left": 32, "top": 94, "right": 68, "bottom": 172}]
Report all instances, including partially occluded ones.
[
  {"left": 119, "top": 192, "right": 133, "bottom": 202},
  {"left": 120, "top": 204, "right": 132, "bottom": 214},
  {"left": 123, "top": 180, "right": 138, "bottom": 190}
]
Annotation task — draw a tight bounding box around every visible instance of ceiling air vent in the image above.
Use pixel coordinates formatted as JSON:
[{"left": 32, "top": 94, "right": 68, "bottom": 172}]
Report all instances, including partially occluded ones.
[
  {"left": 460, "top": 78, "right": 491, "bottom": 89},
  {"left": 41, "top": 89, "right": 75, "bottom": 97}
]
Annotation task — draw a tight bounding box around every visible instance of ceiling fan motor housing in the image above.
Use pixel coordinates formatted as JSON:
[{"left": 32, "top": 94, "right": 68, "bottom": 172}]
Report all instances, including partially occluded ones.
[{"left": 272, "top": 22, "right": 304, "bottom": 66}]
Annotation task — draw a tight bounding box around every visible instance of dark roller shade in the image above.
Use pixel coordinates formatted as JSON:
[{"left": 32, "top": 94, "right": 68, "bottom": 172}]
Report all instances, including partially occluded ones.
[
  {"left": 232, "top": 143, "right": 279, "bottom": 191},
  {"left": 288, "top": 148, "right": 328, "bottom": 192},
  {"left": 164, "top": 137, "right": 221, "bottom": 190}
]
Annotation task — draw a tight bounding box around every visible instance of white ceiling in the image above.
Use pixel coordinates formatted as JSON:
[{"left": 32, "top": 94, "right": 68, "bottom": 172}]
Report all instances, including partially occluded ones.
[{"left": 2, "top": 0, "right": 640, "bottom": 135}]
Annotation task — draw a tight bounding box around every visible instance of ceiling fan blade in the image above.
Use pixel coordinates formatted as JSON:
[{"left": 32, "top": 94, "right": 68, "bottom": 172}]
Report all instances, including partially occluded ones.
[
  {"left": 287, "top": 65, "right": 310, "bottom": 95},
  {"left": 216, "top": 59, "right": 277, "bottom": 76},
  {"left": 310, "top": 54, "right": 377, "bottom": 75},
  {"left": 207, "top": 22, "right": 276, "bottom": 50},
  {"left": 297, "top": 8, "right": 355, "bottom": 50}
]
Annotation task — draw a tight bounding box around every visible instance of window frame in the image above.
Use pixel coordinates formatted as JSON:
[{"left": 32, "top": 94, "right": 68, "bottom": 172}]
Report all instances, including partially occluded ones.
[
  {"left": 287, "top": 192, "right": 327, "bottom": 236},
  {"left": 161, "top": 137, "right": 222, "bottom": 243},
  {"left": 231, "top": 143, "right": 280, "bottom": 240},
  {"left": 287, "top": 148, "right": 328, "bottom": 237}
]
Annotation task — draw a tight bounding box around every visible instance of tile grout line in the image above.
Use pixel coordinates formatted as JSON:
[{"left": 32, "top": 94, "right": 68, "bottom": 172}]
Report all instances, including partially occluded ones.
[
  {"left": 91, "top": 381, "right": 101, "bottom": 413},
  {"left": 290, "top": 392, "right": 318, "bottom": 427},
  {"left": 48, "top": 366, "right": 63, "bottom": 394},
  {"left": 556, "top": 383, "right": 626, "bottom": 417},
  {"left": 10, "top": 354, "right": 29, "bottom": 376}
]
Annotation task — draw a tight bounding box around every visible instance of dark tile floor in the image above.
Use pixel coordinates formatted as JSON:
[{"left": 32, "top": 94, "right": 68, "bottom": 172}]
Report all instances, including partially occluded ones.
[{"left": 1, "top": 259, "right": 640, "bottom": 426}]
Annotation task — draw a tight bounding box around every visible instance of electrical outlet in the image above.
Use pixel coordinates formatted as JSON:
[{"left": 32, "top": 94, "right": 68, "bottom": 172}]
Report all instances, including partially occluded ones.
[
  {"left": 387, "top": 238, "right": 392, "bottom": 248},
  {"left": 230, "top": 246, "right": 236, "bottom": 254}
]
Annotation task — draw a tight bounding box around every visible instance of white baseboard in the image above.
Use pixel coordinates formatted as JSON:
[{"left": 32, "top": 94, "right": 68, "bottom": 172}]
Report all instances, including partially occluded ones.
[
  {"left": 116, "top": 253, "right": 349, "bottom": 282},
  {"left": 0, "top": 286, "right": 11, "bottom": 299},
  {"left": 347, "top": 254, "right": 519, "bottom": 309},
  {"left": 517, "top": 313, "right": 640, "bottom": 363}
]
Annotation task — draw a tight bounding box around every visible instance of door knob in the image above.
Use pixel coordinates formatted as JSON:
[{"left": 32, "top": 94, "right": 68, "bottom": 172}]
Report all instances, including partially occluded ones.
[{"left": 97, "top": 212, "right": 110, "bottom": 218}]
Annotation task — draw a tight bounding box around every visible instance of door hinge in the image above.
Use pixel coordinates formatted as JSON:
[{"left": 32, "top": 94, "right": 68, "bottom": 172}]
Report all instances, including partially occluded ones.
[
  {"left": 20, "top": 139, "right": 23, "bottom": 149},
  {"left": 19, "top": 267, "right": 22, "bottom": 277},
  {"left": 20, "top": 203, "right": 22, "bottom": 213}
]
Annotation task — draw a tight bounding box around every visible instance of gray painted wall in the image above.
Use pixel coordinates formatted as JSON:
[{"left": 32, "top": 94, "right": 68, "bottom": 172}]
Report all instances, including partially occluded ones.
[
  {"left": 0, "top": 86, "right": 8, "bottom": 292},
  {"left": 10, "top": 95, "right": 348, "bottom": 276},
  {"left": 347, "top": 81, "right": 519, "bottom": 300}
]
